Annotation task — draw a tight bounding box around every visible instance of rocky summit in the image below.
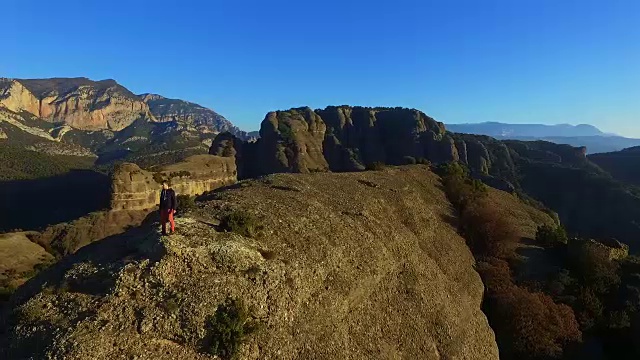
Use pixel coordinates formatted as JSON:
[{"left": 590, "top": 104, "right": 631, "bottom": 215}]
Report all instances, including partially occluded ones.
[{"left": 1, "top": 167, "right": 499, "bottom": 360}]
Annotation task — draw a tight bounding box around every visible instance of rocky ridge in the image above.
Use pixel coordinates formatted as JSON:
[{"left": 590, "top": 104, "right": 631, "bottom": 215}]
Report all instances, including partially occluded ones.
[
  {"left": 210, "top": 106, "right": 640, "bottom": 250},
  {"left": 1, "top": 166, "right": 499, "bottom": 359},
  {"left": 111, "top": 154, "right": 237, "bottom": 211}
]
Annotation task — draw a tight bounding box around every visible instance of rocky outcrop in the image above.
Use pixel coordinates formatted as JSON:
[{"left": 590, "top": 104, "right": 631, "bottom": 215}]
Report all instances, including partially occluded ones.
[
  {"left": 0, "top": 78, "right": 150, "bottom": 131},
  {"left": 2, "top": 167, "right": 499, "bottom": 359},
  {"left": 140, "top": 94, "right": 246, "bottom": 138},
  {"left": 318, "top": 106, "right": 446, "bottom": 171},
  {"left": 214, "top": 106, "right": 477, "bottom": 177},
  {"left": 110, "top": 155, "right": 236, "bottom": 211},
  {"left": 209, "top": 131, "right": 250, "bottom": 178},
  {"left": 568, "top": 238, "right": 630, "bottom": 262},
  {"left": 256, "top": 107, "right": 329, "bottom": 174}
]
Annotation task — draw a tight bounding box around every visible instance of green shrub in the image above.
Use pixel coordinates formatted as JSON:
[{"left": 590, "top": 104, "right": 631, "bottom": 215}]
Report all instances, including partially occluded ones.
[
  {"left": 221, "top": 211, "right": 260, "bottom": 237},
  {"left": 202, "top": 299, "right": 258, "bottom": 360},
  {"left": 152, "top": 172, "right": 165, "bottom": 184},
  {"left": 162, "top": 294, "right": 181, "bottom": 313},
  {"left": 416, "top": 157, "right": 431, "bottom": 166},
  {"left": 536, "top": 224, "right": 568, "bottom": 248},
  {"left": 440, "top": 162, "right": 488, "bottom": 212},
  {"left": 169, "top": 171, "right": 191, "bottom": 178},
  {"left": 0, "top": 287, "right": 14, "bottom": 302},
  {"left": 177, "top": 195, "right": 197, "bottom": 212},
  {"left": 278, "top": 123, "right": 294, "bottom": 143},
  {"left": 365, "top": 162, "right": 386, "bottom": 171}
]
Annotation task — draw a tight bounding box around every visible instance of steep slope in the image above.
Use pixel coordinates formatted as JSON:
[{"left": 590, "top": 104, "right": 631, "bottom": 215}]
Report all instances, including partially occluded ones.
[
  {"left": 0, "top": 78, "right": 150, "bottom": 131},
  {"left": 140, "top": 94, "right": 246, "bottom": 138},
  {"left": 1, "top": 167, "right": 499, "bottom": 360},
  {"left": 589, "top": 146, "right": 640, "bottom": 187}
]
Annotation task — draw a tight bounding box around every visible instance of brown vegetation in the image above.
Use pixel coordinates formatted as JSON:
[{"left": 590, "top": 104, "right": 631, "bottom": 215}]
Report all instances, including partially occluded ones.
[
  {"left": 478, "top": 258, "right": 582, "bottom": 359},
  {"left": 440, "top": 162, "right": 583, "bottom": 359}
]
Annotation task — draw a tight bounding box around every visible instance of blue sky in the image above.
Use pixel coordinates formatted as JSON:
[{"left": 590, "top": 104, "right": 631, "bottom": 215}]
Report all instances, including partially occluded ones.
[{"left": 2, "top": 1, "right": 639, "bottom": 135}]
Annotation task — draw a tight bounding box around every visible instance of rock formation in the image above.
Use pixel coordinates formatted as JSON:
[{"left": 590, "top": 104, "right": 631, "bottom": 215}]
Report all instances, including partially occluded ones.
[
  {"left": 0, "top": 78, "right": 150, "bottom": 131},
  {"left": 256, "top": 107, "right": 330, "bottom": 174},
  {"left": 1, "top": 166, "right": 499, "bottom": 359},
  {"left": 568, "top": 238, "right": 630, "bottom": 262},
  {"left": 140, "top": 94, "right": 246, "bottom": 138},
  {"left": 211, "top": 106, "right": 482, "bottom": 178},
  {"left": 110, "top": 155, "right": 237, "bottom": 211}
]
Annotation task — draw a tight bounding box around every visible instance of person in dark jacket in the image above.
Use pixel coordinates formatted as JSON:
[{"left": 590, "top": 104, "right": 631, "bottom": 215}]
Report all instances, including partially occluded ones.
[{"left": 159, "top": 181, "right": 177, "bottom": 235}]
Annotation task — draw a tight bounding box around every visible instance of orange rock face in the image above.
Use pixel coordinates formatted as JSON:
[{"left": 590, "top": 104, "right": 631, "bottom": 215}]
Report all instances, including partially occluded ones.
[{"left": 0, "top": 78, "right": 150, "bottom": 131}]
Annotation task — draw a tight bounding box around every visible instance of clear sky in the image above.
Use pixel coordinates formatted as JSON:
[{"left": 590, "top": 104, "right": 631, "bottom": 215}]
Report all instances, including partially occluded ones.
[{"left": 1, "top": 0, "right": 639, "bottom": 135}]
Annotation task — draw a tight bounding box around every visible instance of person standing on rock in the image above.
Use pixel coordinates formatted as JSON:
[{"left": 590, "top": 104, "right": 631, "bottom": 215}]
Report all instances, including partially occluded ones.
[{"left": 159, "top": 180, "right": 177, "bottom": 235}]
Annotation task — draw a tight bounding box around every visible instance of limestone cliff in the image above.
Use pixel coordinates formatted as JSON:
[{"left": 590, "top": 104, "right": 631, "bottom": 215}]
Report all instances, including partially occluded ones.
[
  {"left": 1, "top": 166, "right": 499, "bottom": 359},
  {"left": 110, "top": 155, "right": 237, "bottom": 211},
  {"left": 0, "top": 78, "right": 150, "bottom": 131}
]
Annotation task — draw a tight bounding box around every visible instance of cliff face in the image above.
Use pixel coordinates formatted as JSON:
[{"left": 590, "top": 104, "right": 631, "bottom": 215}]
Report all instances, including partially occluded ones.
[
  {"left": 318, "top": 106, "right": 453, "bottom": 171},
  {"left": 2, "top": 167, "right": 499, "bottom": 359},
  {"left": 211, "top": 106, "right": 465, "bottom": 178},
  {"left": 256, "top": 107, "right": 330, "bottom": 174},
  {"left": 0, "top": 78, "right": 150, "bottom": 131},
  {"left": 110, "top": 155, "right": 237, "bottom": 211}
]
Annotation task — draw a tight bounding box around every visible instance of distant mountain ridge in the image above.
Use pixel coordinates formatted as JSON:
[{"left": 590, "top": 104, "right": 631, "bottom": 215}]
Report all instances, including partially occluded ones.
[
  {"left": 447, "top": 121, "right": 605, "bottom": 137},
  {"left": 447, "top": 121, "right": 640, "bottom": 154},
  {"left": 0, "top": 77, "right": 247, "bottom": 167}
]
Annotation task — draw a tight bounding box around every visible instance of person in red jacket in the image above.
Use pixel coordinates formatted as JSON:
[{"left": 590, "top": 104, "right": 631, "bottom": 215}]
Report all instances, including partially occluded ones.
[{"left": 159, "top": 181, "right": 177, "bottom": 235}]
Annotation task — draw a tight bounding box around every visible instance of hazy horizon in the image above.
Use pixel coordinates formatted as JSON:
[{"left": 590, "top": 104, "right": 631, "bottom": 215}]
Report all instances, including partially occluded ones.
[{"left": 2, "top": 1, "right": 638, "bottom": 136}]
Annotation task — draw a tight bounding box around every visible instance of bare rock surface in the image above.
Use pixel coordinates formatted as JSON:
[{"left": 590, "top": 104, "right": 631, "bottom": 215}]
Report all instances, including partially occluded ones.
[{"left": 1, "top": 166, "right": 499, "bottom": 359}]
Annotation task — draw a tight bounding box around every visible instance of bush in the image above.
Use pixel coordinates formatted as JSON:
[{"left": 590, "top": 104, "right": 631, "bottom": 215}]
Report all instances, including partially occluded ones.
[
  {"left": 278, "top": 123, "right": 294, "bottom": 143},
  {"left": 365, "top": 162, "right": 386, "bottom": 171},
  {"left": 403, "top": 156, "right": 417, "bottom": 165},
  {"left": 202, "top": 299, "right": 257, "bottom": 360},
  {"left": 220, "top": 211, "right": 260, "bottom": 237},
  {"left": 169, "top": 171, "right": 191, "bottom": 178},
  {"left": 536, "top": 224, "right": 569, "bottom": 248},
  {"left": 461, "top": 200, "right": 520, "bottom": 258},
  {"left": 440, "top": 162, "right": 488, "bottom": 212},
  {"left": 416, "top": 157, "right": 431, "bottom": 166},
  {"left": 478, "top": 258, "right": 582, "bottom": 359},
  {"left": 152, "top": 172, "right": 165, "bottom": 184},
  {"left": 177, "top": 195, "right": 197, "bottom": 212}
]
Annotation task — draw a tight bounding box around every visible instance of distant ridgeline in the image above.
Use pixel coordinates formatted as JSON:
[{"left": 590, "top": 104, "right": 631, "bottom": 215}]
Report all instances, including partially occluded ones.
[
  {"left": 0, "top": 77, "right": 249, "bottom": 169},
  {"left": 209, "top": 106, "right": 640, "bottom": 251}
]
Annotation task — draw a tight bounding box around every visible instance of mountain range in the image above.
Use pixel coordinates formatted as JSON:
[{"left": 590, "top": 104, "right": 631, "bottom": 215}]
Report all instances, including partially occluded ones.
[
  {"left": 0, "top": 77, "right": 248, "bottom": 170},
  {"left": 447, "top": 122, "right": 640, "bottom": 154},
  {"left": 4, "top": 77, "right": 640, "bottom": 359}
]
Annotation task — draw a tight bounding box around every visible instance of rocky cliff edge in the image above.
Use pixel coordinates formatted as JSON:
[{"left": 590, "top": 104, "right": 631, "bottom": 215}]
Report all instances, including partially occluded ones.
[{"left": 1, "top": 166, "right": 498, "bottom": 360}]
